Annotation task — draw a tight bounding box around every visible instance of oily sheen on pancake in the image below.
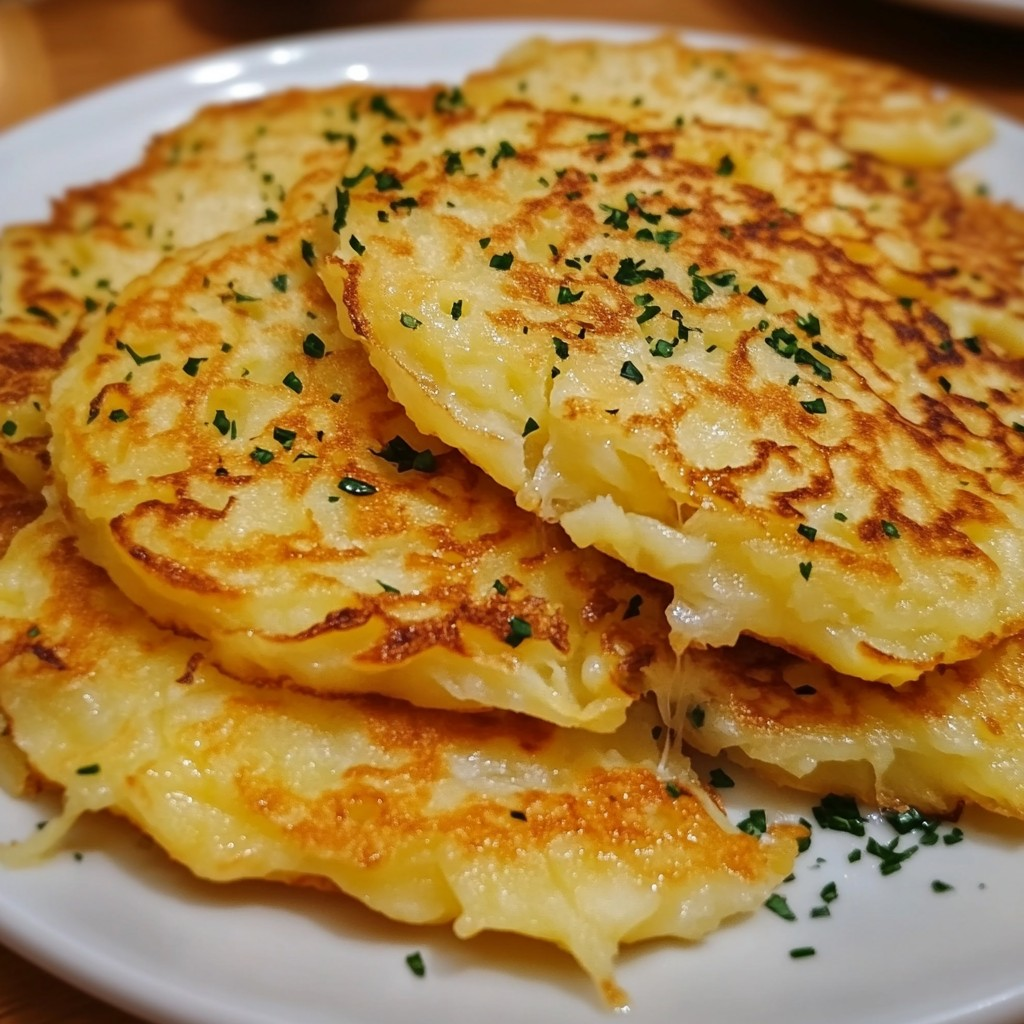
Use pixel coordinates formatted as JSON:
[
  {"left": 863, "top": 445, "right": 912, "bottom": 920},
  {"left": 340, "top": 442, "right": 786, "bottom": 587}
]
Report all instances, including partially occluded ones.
[
  {"left": 0, "top": 503, "right": 800, "bottom": 1007},
  {"left": 676, "top": 636, "right": 1024, "bottom": 821},
  {"left": 320, "top": 103, "right": 1024, "bottom": 684},
  {"left": 47, "top": 214, "right": 679, "bottom": 730},
  {"left": 0, "top": 83, "right": 440, "bottom": 491}
]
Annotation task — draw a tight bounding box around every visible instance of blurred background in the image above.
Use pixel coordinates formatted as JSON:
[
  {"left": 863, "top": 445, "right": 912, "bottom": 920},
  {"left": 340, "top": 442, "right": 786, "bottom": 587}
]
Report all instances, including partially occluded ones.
[{"left": 1, "top": 0, "right": 1023, "bottom": 130}]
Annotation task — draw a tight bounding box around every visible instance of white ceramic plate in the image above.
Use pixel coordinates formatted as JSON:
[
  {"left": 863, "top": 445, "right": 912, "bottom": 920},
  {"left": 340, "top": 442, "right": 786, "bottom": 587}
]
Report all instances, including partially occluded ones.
[
  {"left": 889, "top": 0, "right": 1024, "bottom": 27},
  {"left": 2, "top": 19, "right": 1024, "bottom": 1024}
]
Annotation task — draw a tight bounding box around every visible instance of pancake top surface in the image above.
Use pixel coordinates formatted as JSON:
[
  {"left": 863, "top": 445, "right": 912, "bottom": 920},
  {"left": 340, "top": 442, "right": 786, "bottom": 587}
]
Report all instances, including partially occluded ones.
[
  {"left": 320, "top": 103, "right": 1024, "bottom": 683},
  {"left": 47, "top": 214, "right": 678, "bottom": 731},
  {"left": 0, "top": 84, "right": 441, "bottom": 489},
  {"left": 0, "top": 503, "right": 799, "bottom": 1005}
]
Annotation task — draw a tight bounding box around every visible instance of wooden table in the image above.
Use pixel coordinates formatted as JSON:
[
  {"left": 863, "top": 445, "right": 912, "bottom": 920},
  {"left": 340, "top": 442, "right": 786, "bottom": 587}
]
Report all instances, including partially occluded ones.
[{"left": 0, "top": 0, "right": 1022, "bottom": 1021}]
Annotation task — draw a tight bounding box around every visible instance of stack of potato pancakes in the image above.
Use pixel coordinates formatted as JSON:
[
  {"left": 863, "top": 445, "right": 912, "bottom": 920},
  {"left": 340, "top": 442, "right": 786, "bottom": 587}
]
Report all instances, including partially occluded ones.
[{"left": 2, "top": 34, "right": 1023, "bottom": 1006}]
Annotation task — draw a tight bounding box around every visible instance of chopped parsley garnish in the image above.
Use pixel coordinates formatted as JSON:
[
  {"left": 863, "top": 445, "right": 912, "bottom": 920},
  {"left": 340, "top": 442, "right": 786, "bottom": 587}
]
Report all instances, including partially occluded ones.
[
  {"left": 282, "top": 371, "right": 303, "bottom": 394},
  {"left": 271, "top": 274, "right": 288, "bottom": 292},
  {"left": 349, "top": 235, "right": 366, "bottom": 255},
  {"left": 820, "top": 882, "right": 838, "bottom": 904},
  {"left": 812, "top": 793, "right": 865, "bottom": 836},
  {"left": 866, "top": 835, "right": 918, "bottom": 875},
  {"left": 795, "top": 313, "right": 821, "bottom": 337},
  {"left": 26, "top": 305, "right": 57, "bottom": 325},
  {"left": 614, "top": 257, "right": 664, "bottom": 285},
  {"left": 372, "top": 435, "right": 436, "bottom": 473},
  {"left": 378, "top": 580, "right": 401, "bottom": 594},
  {"left": 799, "top": 561, "right": 813, "bottom": 580},
  {"left": 450, "top": 299, "right": 463, "bottom": 320},
  {"left": 433, "top": 86, "right": 465, "bottom": 113},
  {"left": 747, "top": 285, "right": 768, "bottom": 304},
  {"left": 1, "top": 420, "right": 15, "bottom": 437},
  {"left": 115, "top": 340, "right": 161, "bottom": 366},
  {"left": 812, "top": 341, "right": 846, "bottom": 362},
  {"left": 491, "top": 140, "right": 517, "bottom": 168},
  {"left": 255, "top": 208, "right": 278, "bottom": 224},
  {"left": 109, "top": 409, "right": 129, "bottom": 423},
  {"left": 557, "top": 285, "right": 583, "bottom": 304},
  {"left": 405, "top": 951, "right": 426, "bottom": 978},
  {"left": 738, "top": 809, "right": 767, "bottom": 837},
  {"left": 881, "top": 520, "right": 901, "bottom": 539},
  {"left": 552, "top": 336, "right": 570, "bottom": 359},
  {"left": 687, "top": 704, "right": 705, "bottom": 729},
  {"left": 75, "top": 763, "right": 101, "bottom": 775},
  {"left": 620, "top": 360, "right": 644, "bottom": 384},
  {"left": 789, "top": 947, "right": 816, "bottom": 959},
  {"left": 797, "top": 524, "right": 817, "bottom": 542},
  {"left": 489, "top": 251, "right": 514, "bottom": 270},
  {"left": 338, "top": 477, "right": 377, "bottom": 496},
  {"left": 665, "top": 781, "right": 683, "bottom": 799},
  {"left": 399, "top": 312, "right": 422, "bottom": 330},
  {"left": 273, "top": 427, "right": 296, "bottom": 450},
  {"left": 212, "top": 410, "right": 234, "bottom": 436},
  {"left": 250, "top": 447, "right": 274, "bottom": 465},
  {"left": 709, "top": 767, "right": 734, "bottom": 788},
  {"left": 492, "top": 579, "right": 508, "bottom": 596},
  {"left": 801, "top": 398, "right": 827, "bottom": 415},
  {"left": 505, "top": 616, "right": 532, "bottom": 648},
  {"left": 301, "top": 239, "right": 315, "bottom": 266},
  {"left": 931, "top": 880, "right": 954, "bottom": 893},
  {"left": 522, "top": 417, "right": 539, "bottom": 437},
  {"left": 764, "top": 894, "right": 796, "bottom": 921},
  {"left": 370, "top": 94, "right": 404, "bottom": 121},
  {"left": 333, "top": 188, "right": 350, "bottom": 231},
  {"left": 303, "top": 333, "right": 326, "bottom": 359}
]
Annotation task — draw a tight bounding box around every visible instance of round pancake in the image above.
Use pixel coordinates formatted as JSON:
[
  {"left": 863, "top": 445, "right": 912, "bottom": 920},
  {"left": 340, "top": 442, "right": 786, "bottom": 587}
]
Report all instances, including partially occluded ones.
[
  {"left": 0, "top": 83, "right": 440, "bottom": 490},
  {"left": 676, "top": 635, "right": 1024, "bottom": 821},
  {"left": 0, "top": 503, "right": 799, "bottom": 1007},
  {"left": 464, "top": 35, "right": 993, "bottom": 167},
  {"left": 319, "top": 103, "right": 1024, "bottom": 684},
  {"left": 47, "top": 214, "right": 679, "bottom": 731}
]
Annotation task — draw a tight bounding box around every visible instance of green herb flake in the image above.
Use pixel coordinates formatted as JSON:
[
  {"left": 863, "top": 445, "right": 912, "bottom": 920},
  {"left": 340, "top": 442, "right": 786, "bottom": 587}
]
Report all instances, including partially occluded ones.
[
  {"left": 716, "top": 154, "right": 735, "bottom": 176},
  {"left": 747, "top": 285, "right": 768, "bottom": 304},
  {"left": 491, "top": 140, "right": 517, "bottom": 168},
  {"left": 709, "top": 767, "right": 735, "bottom": 788},
  {"left": 812, "top": 793, "right": 866, "bottom": 836},
  {"left": 282, "top": 371, "right": 303, "bottom": 394},
  {"left": 250, "top": 447, "right": 274, "bottom": 465},
  {"left": 75, "top": 763, "right": 101, "bottom": 776},
  {"left": 271, "top": 274, "right": 288, "bottom": 293},
  {"left": 623, "top": 594, "right": 643, "bottom": 619},
  {"left": 620, "top": 360, "right": 644, "bottom": 385},
  {"left": 738, "top": 809, "right": 768, "bottom": 837},
  {"left": 848, "top": 848, "right": 862, "bottom": 863},
  {"left": 944, "top": 827, "right": 965, "bottom": 846},
  {"left": 378, "top": 580, "right": 401, "bottom": 594},
  {"left": 797, "top": 524, "right": 817, "bottom": 542},
  {"left": 881, "top": 520, "right": 901, "bottom": 539},
  {"left": 338, "top": 476, "right": 377, "bottom": 496},
  {"left": 255, "top": 208, "right": 279, "bottom": 224},
  {"left": 399, "top": 312, "right": 422, "bottom": 330},
  {"left": 405, "top": 951, "right": 426, "bottom": 978},
  {"left": 489, "top": 251, "right": 514, "bottom": 271},
  {"left": 109, "top": 409, "right": 129, "bottom": 423},
  {"left": 433, "top": 86, "right": 465, "bottom": 113},
  {"left": 931, "top": 880, "right": 954, "bottom": 893},
  {"left": 687, "top": 704, "right": 706, "bottom": 729},
  {"left": 505, "top": 616, "right": 532, "bottom": 648},
  {"left": 116, "top": 340, "right": 161, "bottom": 366},
  {"left": 372, "top": 435, "right": 437, "bottom": 473},
  {"left": 348, "top": 234, "right": 366, "bottom": 256},
  {"left": 273, "top": 426, "right": 296, "bottom": 451},
  {"left": 299, "top": 333, "right": 325, "bottom": 359},
  {"left": 301, "top": 239, "right": 315, "bottom": 266},
  {"left": 801, "top": 398, "right": 827, "bottom": 415},
  {"left": 552, "top": 336, "right": 570, "bottom": 360},
  {"left": 820, "top": 882, "right": 838, "bottom": 904},
  {"left": 665, "top": 781, "right": 682, "bottom": 799},
  {"left": 522, "top": 417, "right": 540, "bottom": 437},
  {"left": 369, "top": 94, "right": 403, "bottom": 121},
  {"left": 1, "top": 420, "right": 16, "bottom": 437},
  {"left": 796, "top": 313, "right": 821, "bottom": 337},
  {"left": 962, "top": 336, "right": 982, "bottom": 355},
  {"left": 557, "top": 285, "right": 584, "bottom": 305},
  {"left": 492, "top": 579, "right": 508, "bottom": 596},
  {"left": 333, "top": 188, "right": 350, "bottom": 232},
  {"left": 789, "top": 947, "right": 816, "bottom": 959},
  {"left": 764, "top": 894, "right": 796, "bottom": 921},
  {"left": 26, "top": 305, "right": 58, "bottom": 325}
]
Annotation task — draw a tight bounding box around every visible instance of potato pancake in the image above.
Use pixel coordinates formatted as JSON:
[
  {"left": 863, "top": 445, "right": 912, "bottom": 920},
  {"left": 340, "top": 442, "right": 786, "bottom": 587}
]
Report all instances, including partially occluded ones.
[
  {"left": 48, "top": 213, "right": 680, "bottom": 730},
  {"left": 0, "top": 83, "right": 440, "bottom": 490},
  {"left": 0, "top": 502, "right": 800, "bottom": 1007},
  {"left": 676, "top": 635, "right": 1024, "bottom": 821},
  {"left": 320, "top": 103, "right": 1024, "bottom": 683},
  {"left": 464, "top": 36, "right": 993, "bottom": 167}
]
